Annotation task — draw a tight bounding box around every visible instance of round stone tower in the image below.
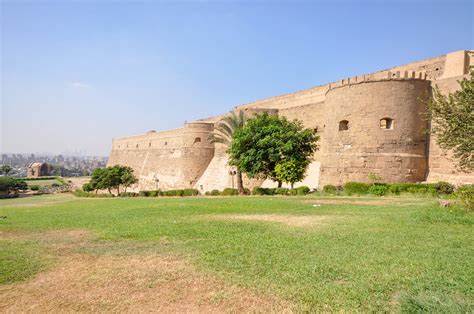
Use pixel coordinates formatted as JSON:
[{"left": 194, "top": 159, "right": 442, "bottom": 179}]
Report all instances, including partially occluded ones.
[{"left": 319, "top": 78, "right": 431, "bottom": 186}]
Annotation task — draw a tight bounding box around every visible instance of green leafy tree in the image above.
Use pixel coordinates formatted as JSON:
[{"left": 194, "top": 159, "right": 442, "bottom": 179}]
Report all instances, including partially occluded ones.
[
  {"left": 89, "top": 168, "right": 106, "bottom": 194},
  {"left": 275, "top": 159, "right": 308, "bottom": 188},
  {"left": 209, "top": 110, "right": 247, "bottom": 194},
  {"left": 1, "top": 165, "right": 12, "bottom": 176},
  {"left": 229, "top": 113, "right": 319, "bottom": 187},
  {"left": 427, "top": 70, "right": 474, "bottom": 171},
  {"left": 82, "top": 183, "right": 94, "bottom": 192},
  {"left": 0, "top": 177, "right": 27, "bottom": 194},
  {"left": 120, "top": 166, "right": 138, "bottom": 193},
  {"left": 101, "top": 166, "right": 122, "bottom": 194},
  {"left": 87, "top": 165, "right": 138, "bottom": 195}
]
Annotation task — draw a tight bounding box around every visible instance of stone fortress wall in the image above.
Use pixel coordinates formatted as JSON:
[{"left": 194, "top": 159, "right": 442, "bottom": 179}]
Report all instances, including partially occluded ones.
[{"left": 108, "top": 50, "right": 474, "bottom": 192}]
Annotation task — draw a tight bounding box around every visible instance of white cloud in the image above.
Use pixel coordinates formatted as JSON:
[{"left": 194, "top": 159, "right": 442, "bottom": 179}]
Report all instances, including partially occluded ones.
[{"left": 69, "top": 81, "right": 92, "bottom": 89}]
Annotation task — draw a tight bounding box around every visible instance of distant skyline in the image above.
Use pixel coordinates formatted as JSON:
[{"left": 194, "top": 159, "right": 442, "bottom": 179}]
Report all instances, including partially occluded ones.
[{"left": 1, "top": 0, "right": 473, "bottom": 155}]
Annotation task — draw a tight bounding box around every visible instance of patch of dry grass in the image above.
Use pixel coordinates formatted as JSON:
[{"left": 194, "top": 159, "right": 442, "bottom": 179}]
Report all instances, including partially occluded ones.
[
  {"left": 208, "top": 214, "right": 332, "bottom": 227},
  {"left": 0, "top": 230, "right": 290, "bottom": 313}
]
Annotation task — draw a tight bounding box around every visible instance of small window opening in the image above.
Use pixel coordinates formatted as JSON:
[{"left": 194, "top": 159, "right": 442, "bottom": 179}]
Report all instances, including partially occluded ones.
[
  {"left": 339, "top": 120, "right": 349, "bottom": 131},
  {"left": 313, "top": 127, "right": 318, "bottom": 133},
  {"left": 136, "top": 144, "right": 139, "bottom": 148},
  {"left": 380, "top": 118, "right": 394, "bottom": 130},
  {"left": 149, "top": 142, "right": 152, "bottom": 147},
  {"left": 164, "top": 142, "right": 168, "bottom": 146},
  {"left": 194, "top": 137, "right": 201, "bottom": 144}
]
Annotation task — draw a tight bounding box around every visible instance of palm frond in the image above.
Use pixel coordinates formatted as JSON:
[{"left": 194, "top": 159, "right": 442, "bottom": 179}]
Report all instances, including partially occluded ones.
[{"left": 209, "top": 110, "right": 247, "bottom": 146}]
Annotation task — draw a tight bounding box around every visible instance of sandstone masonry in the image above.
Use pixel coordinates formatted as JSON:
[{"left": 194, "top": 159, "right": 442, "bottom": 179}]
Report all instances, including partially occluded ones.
[{"left": 108, "top": 50, "right": 474, "bottom": 192}]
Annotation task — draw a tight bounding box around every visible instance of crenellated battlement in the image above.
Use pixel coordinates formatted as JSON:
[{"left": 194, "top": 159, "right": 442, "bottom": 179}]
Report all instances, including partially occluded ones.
[{"left": 326, "top": 70, "right": 430, "bottom": 94}]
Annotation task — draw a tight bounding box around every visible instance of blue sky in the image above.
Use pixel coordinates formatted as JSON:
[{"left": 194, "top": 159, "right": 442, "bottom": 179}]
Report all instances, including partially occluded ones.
[{"left": 1, "top": 0, "right": 472, "bottom": 156}]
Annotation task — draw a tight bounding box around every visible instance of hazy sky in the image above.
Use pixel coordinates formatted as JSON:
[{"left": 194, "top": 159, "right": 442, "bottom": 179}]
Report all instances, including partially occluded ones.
[{"left": 1, "top": 0, "right": 472, "bottom": 156}]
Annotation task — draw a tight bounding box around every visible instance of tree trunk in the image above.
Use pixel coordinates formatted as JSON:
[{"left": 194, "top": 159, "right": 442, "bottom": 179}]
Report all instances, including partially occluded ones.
[
  {"left": 236, "top": 170, "right": 245, "bottom": 195},
  {"left": 117, "top": 186, "right": 120, "bottom": 195},
  {"left": 278, "top": 181, "right": 282, "bottom": 188},
  {"left": 124, "top": 186, "right": 128, "bottom": 193},
  {"left": 291, "top": 182, "right": 294, "bottom": 189},
  {"left": 107, "top": 188, "right": 111, "bottom": 194}
]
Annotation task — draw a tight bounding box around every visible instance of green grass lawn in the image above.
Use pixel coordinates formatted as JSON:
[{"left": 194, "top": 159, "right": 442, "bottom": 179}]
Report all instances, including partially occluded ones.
[
  {"left": 0, "top": 194, "right": 472, "bottom": 311},
  {"left": 25, "top": 178, "right": 64, "bottom": 188}
]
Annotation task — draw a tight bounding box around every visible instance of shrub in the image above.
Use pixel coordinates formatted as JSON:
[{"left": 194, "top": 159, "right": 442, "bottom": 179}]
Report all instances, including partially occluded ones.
[
  {"left": 209, "top": 189, "right": 221, "bottom": 196},
  {"left": 456, "top": 185, "right": 474, "bottom": 210},
  {"left": 290, "top": 186, "right": 310, "bottom": 196},
  {"left": 368, "top": 184, "right": 388, "bottom": 196},
  {"left": 323, "top": 184, "right": 337, "bottom": 194},
  {"left": 275, "top": 188, "right": 289, "bottom": 195},
  {"left": 221, "top": 188, "right": 238, "bottom": 196},
  {"left": 252, "top": 187, "right": 276, "bottom": 195},
  {"left": 162, "top": 189, "right": 184, "bottom": 197},
  {"left": 73, "top": 189, "right": 113, "bottom": 198},
  {"left": 183, "top": 188, "right": 199, "bottom": 196},
  {"left": 389, "top": 184, "right": 402, "bottom": 195},
  {"left": 51, "top": 183, "right": 61, "bottom": 187},
  {"left": 139, "top": 191, "right": 150, "bottom": 197},
  {"left": 30, "top": 185, "right": 40, "bottom": 191},
  {"left": 344, "top": 182, "right": 370, "bottom": 195},
  {"left": 119, "top": 192, "right": 138, "bottom": 197},
  {"left": 406, "top": 184, "right": 436, "bottom": 195},
  {"left": 149, "top": 190, "right": 161, "bottom": 197},
  {"left": 434, "top": 181, "right": 455, "bottom": 195}
]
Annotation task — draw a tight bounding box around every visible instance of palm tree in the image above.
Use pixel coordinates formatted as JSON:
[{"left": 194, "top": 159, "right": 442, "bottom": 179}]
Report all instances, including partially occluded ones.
[{"left": 209, "top": 110, "right": 246, "bottom": 194}]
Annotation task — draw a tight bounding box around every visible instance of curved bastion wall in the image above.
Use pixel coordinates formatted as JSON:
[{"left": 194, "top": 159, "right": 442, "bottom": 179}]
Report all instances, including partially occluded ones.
[
  {"left": 108, "top": 50, "right": 473, "bottom": 191},
  {"left": 108, "top": 122, "right": 215, "bottom": 191},
  {"left": 319, "top": 78, "right": 431, "bottom": 186}
]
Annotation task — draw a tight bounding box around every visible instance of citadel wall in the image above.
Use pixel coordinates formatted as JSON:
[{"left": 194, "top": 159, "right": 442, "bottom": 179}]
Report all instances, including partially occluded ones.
[
  {"left": 108, "top": 50, "right": 473, "bottom": 191},
  {"left": 108, "top": 122, "right": 215, "bottom": 191}
]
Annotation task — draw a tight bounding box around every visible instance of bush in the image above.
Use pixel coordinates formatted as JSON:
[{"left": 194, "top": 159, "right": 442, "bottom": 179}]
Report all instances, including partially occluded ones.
[
  {"left": 274, "top": 188, "right": 289, "bottom": 195},
  {"left": 23, "top": 176, "right": 57, "bottom": 181},
  {"left": 51, "top": 183, "right": 61, "bottom": 187},
  {"left": 344, "top": 182, "right": 370, "bottom": 195},
  {"left": 434, "top": 181, "right": 455, "bottom": 195},
  {"left": 149, "top": 190, "right": 161, "bottom": 197},
  {"left": 209, "top": 189, "right": 221, "bottom": 196},
  {"left": 323, "top": 184, "right": 337, "bottom": 194},
  {"left": 30, "top": 185, "right": 40, "bottom": 191},
  {"left": 119, "top": 192, "right": 138, "bottom": 197},
  {"left": 0, "top": 177, "right": 27, "bottom": 192},
  {"left": 456, "top": 185, "right": 474, "bottom": 210},
  {"left": 290, "top": 186, "right": 310, "bottom": 196},
  {"left": 406, "top": 184, "right": 436, "bottom": 195},
  {"left": 183, "top": 188, "right": 199, "bottom": 196},
  {"left": 252, "top": 187, "right": 276, "bottom": 195},
  {"left": 162, "top": 189, "right": 184, "bottom": 197},
  {"left": 139, "top": 191, "right": 150, "bottom": 197},
  {"left": 368, "top": 184, "right": 388, "bottom": 196},
  {"left": 221, "top": 188, "right": 238, "bottom": 196},
  {"left": 73, "top": 189, "right": 113, "bottom": 198},
  {"left": 389, "top": 184, "right": 402, "bottom": 195},
  {"left": 293, "top": 186, "right": 311, "bottom": 195}
]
